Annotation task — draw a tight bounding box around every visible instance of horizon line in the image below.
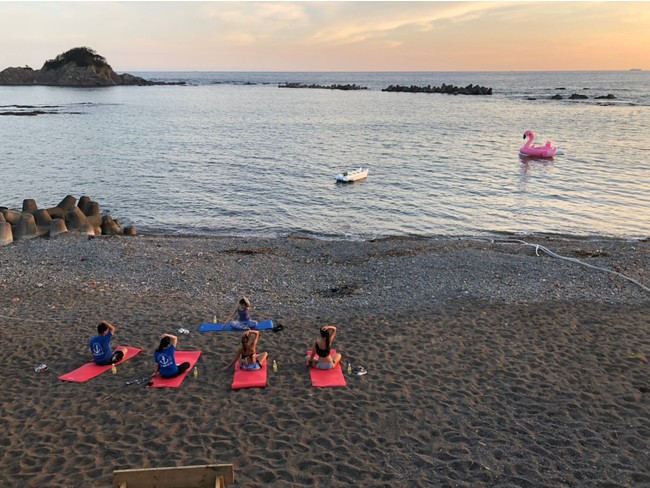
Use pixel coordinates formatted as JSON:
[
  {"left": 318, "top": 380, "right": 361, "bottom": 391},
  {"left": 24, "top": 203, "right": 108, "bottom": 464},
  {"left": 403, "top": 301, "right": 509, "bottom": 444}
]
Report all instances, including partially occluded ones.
[{"left": 119, "top": 68, "right": 646, "bottom": 73}]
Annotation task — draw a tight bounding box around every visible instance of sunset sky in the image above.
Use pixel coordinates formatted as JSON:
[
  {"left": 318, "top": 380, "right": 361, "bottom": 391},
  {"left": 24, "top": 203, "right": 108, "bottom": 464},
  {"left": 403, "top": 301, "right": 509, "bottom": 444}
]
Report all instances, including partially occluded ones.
[{"left": 1, "top": 1, "right": 649, "bottom": 72}]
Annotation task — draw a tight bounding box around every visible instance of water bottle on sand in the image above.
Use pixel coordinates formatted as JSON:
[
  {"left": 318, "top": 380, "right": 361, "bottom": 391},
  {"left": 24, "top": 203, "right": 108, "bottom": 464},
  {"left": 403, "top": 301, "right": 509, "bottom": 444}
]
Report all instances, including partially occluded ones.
[
  {"left": 213, "top": 315, "right": 217, "bottom": 324},
  {"left": 347, "top": 362, "right": 352, "bottom": 375},
  {"left": 111, "top": 363, "right": 117, "bottom": 375},
  {"left": 272, "top": 360, "right": 278, "bottom": 373},
  {"left": 193, "top": 366, "right": 198, "bottom": 378}
]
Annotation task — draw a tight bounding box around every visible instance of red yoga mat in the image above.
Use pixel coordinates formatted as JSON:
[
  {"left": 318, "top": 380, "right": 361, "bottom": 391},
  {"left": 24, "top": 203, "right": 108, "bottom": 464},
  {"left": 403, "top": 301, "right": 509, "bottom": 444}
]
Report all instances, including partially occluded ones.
[
  {"left": 307, "top": 349, "right": 346, "bottom": 387},
  {"left": 232, "top": 358, "right": 268, "bottom": 390},
  {"left": 58, "top": 346, "right": 142, "bottom": 383},
  {"left": 148, "top": 351, "right": 201, "bottom": 388}
]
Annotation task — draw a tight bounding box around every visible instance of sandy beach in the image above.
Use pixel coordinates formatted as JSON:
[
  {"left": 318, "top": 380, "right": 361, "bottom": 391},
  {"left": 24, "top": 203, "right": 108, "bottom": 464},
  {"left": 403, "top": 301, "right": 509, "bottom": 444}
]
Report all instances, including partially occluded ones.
[{"left": 0, "top": 233, "right": 648, "bottom": 487}]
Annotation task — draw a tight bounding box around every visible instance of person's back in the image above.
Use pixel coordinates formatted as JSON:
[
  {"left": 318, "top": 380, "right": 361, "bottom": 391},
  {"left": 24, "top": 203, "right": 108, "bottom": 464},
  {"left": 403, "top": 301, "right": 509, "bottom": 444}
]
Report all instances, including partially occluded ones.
[
  {"left": 154, "top": 344, "right": 178, "bottom": 378},
  {"left": 225, "top": 330, "right": 267, "bottom": 371},
  {"left": 315, "top": 337, "right": 330, "bottom": 358},
  {"left": 153, "top": 334, "right": 190, "bottom": 379},
  {"left": 307, "top": 326, "right": 342, "bottom": 370},
  {"left": 90, "top": 322, "right": 114, "bottom": 365}
]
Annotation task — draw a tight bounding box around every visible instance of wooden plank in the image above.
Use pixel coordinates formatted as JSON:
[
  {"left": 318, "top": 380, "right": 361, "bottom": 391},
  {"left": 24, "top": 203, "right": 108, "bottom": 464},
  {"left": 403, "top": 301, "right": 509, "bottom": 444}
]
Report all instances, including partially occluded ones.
[{"left": 112, "top": 464, "right": 234, "bottom": 488}]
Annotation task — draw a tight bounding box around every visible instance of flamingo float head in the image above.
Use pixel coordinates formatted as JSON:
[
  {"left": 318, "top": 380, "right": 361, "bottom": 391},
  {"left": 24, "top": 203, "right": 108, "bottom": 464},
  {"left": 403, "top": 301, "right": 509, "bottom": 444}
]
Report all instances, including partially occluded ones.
[{"left": 523, "top": 130, "right": 534, "bottom": 140}]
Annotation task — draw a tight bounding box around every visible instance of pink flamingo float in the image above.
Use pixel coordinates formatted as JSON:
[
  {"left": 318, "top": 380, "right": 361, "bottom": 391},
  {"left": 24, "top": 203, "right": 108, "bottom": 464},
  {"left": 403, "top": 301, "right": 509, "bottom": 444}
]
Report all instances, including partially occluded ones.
[{"left": 519, "top": 130, "right": 558, "bottom": 158}]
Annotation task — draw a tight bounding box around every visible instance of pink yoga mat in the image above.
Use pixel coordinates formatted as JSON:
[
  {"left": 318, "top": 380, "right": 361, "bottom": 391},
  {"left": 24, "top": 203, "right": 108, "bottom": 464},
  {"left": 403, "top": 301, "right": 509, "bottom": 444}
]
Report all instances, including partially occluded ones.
[
  {"left": 58, "top": 346, "right": 142, "bottom": 383},
  {"left": 307, "top": 349, "right": 346, "bottom": 387},
  {"left": 148, "top": 351, "right": 201, "bottom": 388},
  {"left": 232, "top": 359, "right": 268, "bottom": 390}
]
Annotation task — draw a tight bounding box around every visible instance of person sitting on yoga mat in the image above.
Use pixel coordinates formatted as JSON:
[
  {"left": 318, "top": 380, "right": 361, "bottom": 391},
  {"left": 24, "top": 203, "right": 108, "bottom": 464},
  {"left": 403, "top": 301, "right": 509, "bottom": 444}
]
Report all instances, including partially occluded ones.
[
  {"left": 307, "top": 325, "right": 342, "bottom": 370},
  {"left": 90, "top": 321, "right": 126, "bottom": 366},
  {"left": 222, "top": 296, "right": 259, "bottom": 330},
  {"left": 224, "top": 330, "right": 268, "bottom": 371},
  {"left": 153, "top": 333, "right": 191, "bottom": 378}
]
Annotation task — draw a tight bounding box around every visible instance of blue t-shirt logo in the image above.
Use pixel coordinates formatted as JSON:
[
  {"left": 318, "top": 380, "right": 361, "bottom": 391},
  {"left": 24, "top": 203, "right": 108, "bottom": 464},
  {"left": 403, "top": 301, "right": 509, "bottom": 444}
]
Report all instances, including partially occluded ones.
[
  {"left": 90, "top": 332, "right": 113, "bottom": 364},
  {"left": 158, "top": 354, "right": 173, "bottom": 367},
  {"left": 155, "top": 346, "right": 178, "bottom": 378}
]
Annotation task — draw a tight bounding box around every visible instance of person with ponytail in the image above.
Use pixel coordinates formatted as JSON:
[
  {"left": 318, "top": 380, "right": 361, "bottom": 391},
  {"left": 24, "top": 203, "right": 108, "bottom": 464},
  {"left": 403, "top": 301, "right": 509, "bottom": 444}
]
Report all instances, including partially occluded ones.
[
  {"left": 224, "top": 329, "right": 268, "bottom": 371},
  {"left": 306, "top": 325, "right": 342, "bottom": 370},
  {"left": 153, "top": 333, "right": 191, "bottom": 378}
]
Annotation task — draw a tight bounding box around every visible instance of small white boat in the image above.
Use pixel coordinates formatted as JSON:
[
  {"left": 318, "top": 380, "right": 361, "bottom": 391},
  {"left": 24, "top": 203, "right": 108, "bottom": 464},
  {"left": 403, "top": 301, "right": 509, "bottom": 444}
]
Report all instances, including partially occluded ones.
[{"left": 335, "top": 167, "right": 369, "bottom": 182}]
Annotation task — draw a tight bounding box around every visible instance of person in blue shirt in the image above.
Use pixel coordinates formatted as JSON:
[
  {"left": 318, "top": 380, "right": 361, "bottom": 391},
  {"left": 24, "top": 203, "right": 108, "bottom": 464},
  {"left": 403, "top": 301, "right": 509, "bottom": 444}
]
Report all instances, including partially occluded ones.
[
  {"left": 222, "top": 297, "right": 259, "bottom": 330},
  {"left": 90, "top": 321, "right": 126, "bottom": 366},
  {"left": 153, "top": 333, "right": 191, "bottom": 378}
]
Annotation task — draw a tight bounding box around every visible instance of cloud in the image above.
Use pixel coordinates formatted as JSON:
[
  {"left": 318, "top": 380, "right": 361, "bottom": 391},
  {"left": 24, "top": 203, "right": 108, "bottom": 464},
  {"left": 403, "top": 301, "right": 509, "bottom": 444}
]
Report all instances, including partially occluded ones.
[
  {"left": 307, "top": 2, "right": 507, "bottom": 45},
  {"left": 203, "top": 1, "right": 309, "bottom": 43},
  {"left": 0, "top": 1, "right": 648, "bottom": 71}
]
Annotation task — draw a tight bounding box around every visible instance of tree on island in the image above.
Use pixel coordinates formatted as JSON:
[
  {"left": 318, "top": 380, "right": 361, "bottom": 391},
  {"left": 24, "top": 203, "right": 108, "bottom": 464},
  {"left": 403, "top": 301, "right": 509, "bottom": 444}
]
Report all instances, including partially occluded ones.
[{"left": 42, "top": 47, "right": 109, "bottom": 71}]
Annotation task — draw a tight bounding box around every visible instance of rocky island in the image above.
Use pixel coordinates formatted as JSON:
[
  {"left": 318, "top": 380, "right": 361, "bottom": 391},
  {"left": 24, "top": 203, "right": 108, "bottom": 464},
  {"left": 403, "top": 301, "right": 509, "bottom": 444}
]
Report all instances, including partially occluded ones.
[{"left": 0, "top": 47, "right": 182, "bottom": 87}]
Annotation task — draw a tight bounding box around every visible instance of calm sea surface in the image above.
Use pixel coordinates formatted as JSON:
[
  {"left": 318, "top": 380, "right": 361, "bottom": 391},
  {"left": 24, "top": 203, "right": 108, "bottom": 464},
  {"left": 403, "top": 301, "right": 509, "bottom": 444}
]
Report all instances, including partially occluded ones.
[{"left": 1, "top": 71, "right": 649, "bottom": 240}]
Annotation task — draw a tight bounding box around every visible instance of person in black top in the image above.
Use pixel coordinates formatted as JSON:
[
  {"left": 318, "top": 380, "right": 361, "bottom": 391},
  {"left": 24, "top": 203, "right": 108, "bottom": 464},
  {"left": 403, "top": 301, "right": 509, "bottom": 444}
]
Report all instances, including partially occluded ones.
[
  {"left": 307, "top": 325, "right": 342, "bottom": 370},
  {"left": 225, "top": 330, "right": 268, "bottom": 371}
]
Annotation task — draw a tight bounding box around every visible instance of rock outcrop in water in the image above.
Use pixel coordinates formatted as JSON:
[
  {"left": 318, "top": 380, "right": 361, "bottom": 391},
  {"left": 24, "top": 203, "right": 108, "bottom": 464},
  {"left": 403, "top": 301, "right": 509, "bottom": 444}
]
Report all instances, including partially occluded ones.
[
  {"left": 382, "top": 83, "right": 493, "bottom": 95},
  {"left": 279, "top": 82, "right": 368, "bottom": 90},
  {"left": 0, "top": 47, "right": 183, "bottom": 87},
  {"left": 0, "top": 195, "right": 136, "bottom": 245}
]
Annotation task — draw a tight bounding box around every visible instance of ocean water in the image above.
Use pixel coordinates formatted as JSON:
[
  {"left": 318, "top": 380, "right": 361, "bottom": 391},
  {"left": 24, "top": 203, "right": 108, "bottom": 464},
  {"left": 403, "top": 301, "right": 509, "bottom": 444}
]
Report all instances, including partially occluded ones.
[{"left": 1, "top": 71, "right": 649, "bottom": 240}]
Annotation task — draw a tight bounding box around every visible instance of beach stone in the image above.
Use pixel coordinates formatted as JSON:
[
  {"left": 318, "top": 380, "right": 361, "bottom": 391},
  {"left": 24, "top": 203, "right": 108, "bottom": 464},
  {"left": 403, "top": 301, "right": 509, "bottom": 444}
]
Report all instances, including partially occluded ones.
[
  {"left": 2, "top": 209, "right": 23, "bottom": 225},
  {"left": 78, "top": 195, "right": 91, "bottom": 214},
  {"left": 123, "top": 226, "right": 137, "bottom": 236},
  {"left": 57, "top": 194, "right": 77, "bottom": 211},
  {"left": 47, "top": 207, "right": 65, "bottom": 218},
  {"left": 65, "top": 206, "right": 95, "bottom": 235},
  {"left": 84, "top": 202, "right": 102, "bottom": 228},
  {"left": 22, "top": 198, "right": 38, "bottom": 213},
  {"left": 84, "top": 201, "right": 99, "bottom": 217},
  {"left": 49, "top": 218, "right": 68, "bottom": 237},
  {"left": 0, "top": 222, "right": 12, "bottom": 245},
  {"left": 14, "top": 212, "right": 38, "bottom": 240},
  {"left": 101, "top": 215, "right": 122, "bottom": 236},
  {"left": 48, "top": 194, "right": 77, "bottom": 218},
  {"left": 33, "top": 209, "right": 53, "bottom": 236},
  {"left": 34, "top": 209, "right": 53, "bottom": 227}
]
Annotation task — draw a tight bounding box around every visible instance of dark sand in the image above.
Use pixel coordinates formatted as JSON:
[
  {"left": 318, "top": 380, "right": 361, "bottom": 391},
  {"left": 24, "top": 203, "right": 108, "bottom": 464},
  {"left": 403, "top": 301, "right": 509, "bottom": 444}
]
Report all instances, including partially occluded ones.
[{"left": 0, "top": 234, "right": 648, "bottom": 487}]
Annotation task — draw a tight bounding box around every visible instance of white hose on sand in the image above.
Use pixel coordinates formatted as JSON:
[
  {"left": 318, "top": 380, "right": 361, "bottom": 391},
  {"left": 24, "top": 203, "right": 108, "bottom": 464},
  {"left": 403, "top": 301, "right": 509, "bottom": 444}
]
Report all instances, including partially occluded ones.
[{"left": 469, "top": 237, "right": 650, "bottom": 294}]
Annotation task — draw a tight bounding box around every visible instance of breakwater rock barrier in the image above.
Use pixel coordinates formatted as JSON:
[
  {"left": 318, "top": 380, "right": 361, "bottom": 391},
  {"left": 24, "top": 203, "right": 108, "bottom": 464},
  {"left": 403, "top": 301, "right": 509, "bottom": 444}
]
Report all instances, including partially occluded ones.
[
  {"left": 0, "top": 195, "right": 137, "bottom": 246},
  {"left": 279, "top": 83, "right": 368, "bottom": 91},
  {"left": 382, "top": 83, "right": 493, "bottom": 95}
]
